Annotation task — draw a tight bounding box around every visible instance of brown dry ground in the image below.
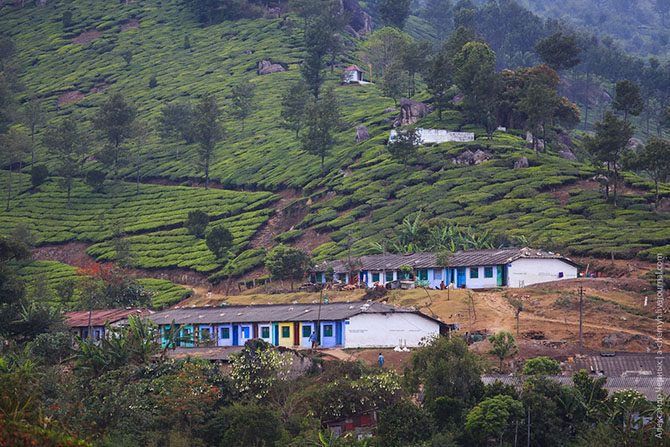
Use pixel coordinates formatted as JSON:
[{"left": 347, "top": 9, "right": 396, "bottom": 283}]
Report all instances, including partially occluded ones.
[{"left": 180, "top": 276, "right": 664, "bottom": 370}]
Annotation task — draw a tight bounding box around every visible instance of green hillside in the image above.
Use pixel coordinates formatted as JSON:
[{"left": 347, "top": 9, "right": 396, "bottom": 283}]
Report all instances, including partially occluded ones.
[{"left": 1, "top": 0, "right": 669, "bottom": 289}]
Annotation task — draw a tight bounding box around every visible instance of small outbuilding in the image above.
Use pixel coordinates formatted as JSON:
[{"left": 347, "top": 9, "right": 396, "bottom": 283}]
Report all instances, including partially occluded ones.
[
  {"left": 343, "top": 64, "right": 364, "bottom": 84},
  {"left": 65, "top": 308, "right": 151, "bottom": 340}
]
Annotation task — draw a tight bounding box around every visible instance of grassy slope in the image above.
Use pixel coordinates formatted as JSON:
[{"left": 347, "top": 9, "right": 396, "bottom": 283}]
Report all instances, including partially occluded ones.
[
  {"left": 0, "top": 0, "right": 669, "bottom": 281},
  {"left": 16, "top": 260, "right": 191, "bottom": 309}
]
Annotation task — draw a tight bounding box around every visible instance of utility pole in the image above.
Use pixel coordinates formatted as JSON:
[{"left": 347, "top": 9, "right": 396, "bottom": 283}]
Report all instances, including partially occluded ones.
[{"left": 578, "top": 285, "right": 584, "bottom": 351}]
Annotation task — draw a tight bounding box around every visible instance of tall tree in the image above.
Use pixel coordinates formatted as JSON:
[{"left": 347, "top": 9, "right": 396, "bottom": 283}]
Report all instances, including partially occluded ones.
[
  {"left": 518, "top": 81, "right": 560, "bottom": 151},
  {"left": 535, "top": 31, "right": 581, "bottom": 71},
  {"left": 43, "top": 117, "right": 87, "bottom": 206},
  {"left": 400, "top": 39, "right": 431, "bottom": 97},
  {"left": 264, "top": 244, "right": 312, "bottom": 291},
  {"left": 629, "top": 137, "right": 670, "bottom": 208},
  {"left": 205, "top": 225, "right": 233, "bottom": 259},
  {"left": 0, "top": 124, "right": 31, "bottom": 211},
  {"left": 585, "top": 111, "right": 633, "bottom": 205},
  {"left": 22, "top": 97, "right": 43, "bottom": 166},
  {"left": 612, "top": 80, "right": 644, "bottom": 122},
  {"left": 465, "top": 395, "right": 524, "bottom": 447},
  {"left": 93, "top": 92, "right": 137, "bottom": 178},
  {"left": 229, "top": 80, "right": 256, "bottom": 130},
  {"left": 454, "top": 41, "right": 501, "bottom": 139},
  {"left": 387, "top": 126, "right": 420, "bottom": 168},
  {"left": 488, "top": 331, "right": 518, "bottom": 369},
  {"left": 300, "top": 87, "right": 340, "bottom": 171},
  {"left": 421, "top": 0, "right": 453, "bottom": 40},
  {"left": 363, "top": 27, "right": 411, "bottom": 80},
  {"left": 380, "top": 61, "right": 408, "bottom": 105},
  {"left": 193, "top": 95, "right": 224, "bottom": 189},
  {"left": 424, "top": 46, "right": 453, "bottom": 120},
  {"left": 158, "top": 101, "right": 195, "bottom": 145},
  {"left": 378, "top": 0, "right": 411, "bottom": 29},
  {"left": 280, "top": 82, "right": 310, "bottom": 137}
]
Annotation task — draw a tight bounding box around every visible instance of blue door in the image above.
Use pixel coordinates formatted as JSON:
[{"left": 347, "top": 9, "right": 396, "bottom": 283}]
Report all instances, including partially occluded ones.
[{"left": 456, "top": 268, "right": 466, "bottom": 287}]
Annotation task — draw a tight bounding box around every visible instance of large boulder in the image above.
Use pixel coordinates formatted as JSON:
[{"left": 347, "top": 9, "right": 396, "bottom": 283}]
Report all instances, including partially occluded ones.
[
  {"left": 257, "top": 60, "right": 286, "bottom": 75},
  {"left": 355, "top": 125, "right": 370, "bottom": 143},
  {"left": 393, "top": 98, "right": 432, "bottom": 127},
  {"left": 452, "top": 150, "right": 475, "bottom": 165},
  {"left": 341, "top": 0, "right": 372, "bottom": 35},
  {"left": 514, "top": 157, "right": 529, "bottom": 169},
  {"left": 472, "top": 149, "right": 492, "bottom": 164},
  {"left": 558, "top": 149, "right": 578, "bottom": 161}
]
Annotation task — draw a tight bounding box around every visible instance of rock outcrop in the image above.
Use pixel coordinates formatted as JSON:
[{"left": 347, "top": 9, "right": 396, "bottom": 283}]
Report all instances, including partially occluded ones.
[
  {"left": 558, "top": 149, "right": 578, "bottom": 161},
  {"left": 393, "top": 98, "right": 432, "bottom": 127},
  {"left": 257, "top": 60, "right": 286, "bottom": 75},
  {"left": 341, "top": 0, "right": 372, "bottom": 35},
  {"left": 452, "top": 149, "right": 492, "bottom": 165},
  {"left": 514, "top": 157, "right": 529, "bottom": 169},
  {"left": 355, "top": 125, "right": 370, "bottom": 143}
]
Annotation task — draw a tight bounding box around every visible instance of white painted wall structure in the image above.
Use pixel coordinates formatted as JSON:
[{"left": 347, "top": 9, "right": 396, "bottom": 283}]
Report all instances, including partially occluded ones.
[
  {"left": 344, "top": 313, "right": 440, "bottom": 348},
  {"left": 389, "top": 128, "right": 475, "bottom": 144},
  {"left": 507, "top": 258, "right": 578, "bottom": 288}
]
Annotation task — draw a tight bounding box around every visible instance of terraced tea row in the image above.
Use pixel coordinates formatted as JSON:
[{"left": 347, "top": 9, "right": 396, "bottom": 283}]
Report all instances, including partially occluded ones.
[{"left": 16, "top": 260, "right": 191, "bottom": 309}]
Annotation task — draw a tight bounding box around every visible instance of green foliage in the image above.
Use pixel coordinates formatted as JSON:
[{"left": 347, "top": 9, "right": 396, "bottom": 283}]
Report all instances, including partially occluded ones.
[
  {"left": 229, "top": 79, "right": 256, "bottom": 129},
  {"left": 377, "top": 400, "right": 433, "bottom": 447},
  {"left": 229, "top": 339, "right": 291, "bottom": 400},
  {"left": 203, "top": 403, "right": 286, "bottom": 447},
  {"left": 93, "top": 92, "right": 137, "bottom": 177},
  {"left": 387, "top": 126, "right": 420, "bottom": 168},
  {"left": 522, "top": 356, "right": 561, "bottom": 375},
  {"left": 465, "top": 394, "right": 524, "bottom": 446},
  {"left": 628, "top": 137, "right": 670, "bottom": 205},
  {"left": 30, "top": 164, "right": 49, "bottom": 188},
  {"left": 405, "top": 336, "right": 483, "bottom": 406},
  {"left": 613, "top": 80, "right": 644, "bottom": 121},
  {"left": 301, "top": 87, "right": 341, "bottom": 170},
  {"left": 535, "top": 31, "right": 581, "bottom": 71},
  {"left": 488, "top": 331, "right": 518, "bottom": 369},
  {"left": 205, "top": 225, "right": 233, "bottom": 259},
  {"left": 84, "top": 169, "right": 106, "bottom": 193},
  {"left": 265, "top": 244, "right": 312, "bottom": 290},
  {"left": 185, "top": 209, "right": 210, "bottom": 238},
  {"left": 193, "top": 94, "right": 225, "bottom": 189},
  {"left": 281, "top": 81, "right": 310, "bottom": 137},
  {"left": 378, "top": 0, "right": 412, "bottom": 29}
]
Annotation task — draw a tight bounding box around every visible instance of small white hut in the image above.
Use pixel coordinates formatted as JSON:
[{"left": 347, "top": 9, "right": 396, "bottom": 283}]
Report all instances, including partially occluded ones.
[{"left": 343, "top": 64, "right": 364, "bottom": 84}]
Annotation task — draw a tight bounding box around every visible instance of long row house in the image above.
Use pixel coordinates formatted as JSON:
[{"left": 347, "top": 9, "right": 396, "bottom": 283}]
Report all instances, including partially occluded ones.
[
  {"left": 144, "top": 302, "right": 449, "bottom": 349},
  {"left": 310, "top": 248, "right": 579, "bottom": 289}
]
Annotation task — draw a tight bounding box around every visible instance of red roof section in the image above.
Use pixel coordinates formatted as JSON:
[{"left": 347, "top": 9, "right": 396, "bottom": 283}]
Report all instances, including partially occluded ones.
[
  {"left": 65, "top": 308, "right": 150, "bottom": 327},
  {"left": 344, "top": 64, "right": 362, "bottom": 72}
]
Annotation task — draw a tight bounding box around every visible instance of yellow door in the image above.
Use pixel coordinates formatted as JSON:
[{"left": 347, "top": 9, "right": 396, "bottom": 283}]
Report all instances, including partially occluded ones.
[{"left": 278, "top": 323, "right": 293, "bottom": 347}]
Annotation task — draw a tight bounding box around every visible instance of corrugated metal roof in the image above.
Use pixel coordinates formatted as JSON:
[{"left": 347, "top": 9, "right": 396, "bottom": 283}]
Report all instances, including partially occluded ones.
[
  {"left": 146, "top": 302, "right": 440, "bottom": 326},
  {"left": 569, "top": 353, "right": 664, "bottom": 378},
  {"left": 313, "top": 248, "right": 578, "bottom": 273},
  {"left": 65, "top": 308, "right": 151, "bottom": 327},
  {"left": 482, "top": 375, "right": 670, "bottom": 401}
]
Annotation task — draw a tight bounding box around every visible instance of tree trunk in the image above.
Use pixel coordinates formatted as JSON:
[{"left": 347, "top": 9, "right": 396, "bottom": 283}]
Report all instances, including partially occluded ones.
[
  {"left": 136, "top": 165, "right": 141, "bottom": 194},
  {"left": 5, "top": 167, "right": 12, "bottom": 211},
  {"left": 67, "top": 179, "right": 72, "bottom": 207}
]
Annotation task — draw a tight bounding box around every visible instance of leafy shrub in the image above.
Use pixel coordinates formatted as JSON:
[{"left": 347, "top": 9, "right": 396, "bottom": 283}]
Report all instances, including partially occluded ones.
[
  {"left": 185, "top": 210, "right": 210, "bottom": 238},
  {"left": 206, "top": 225, "right": 233, "bottom": 259},
  {"left": 31, "top": 165, "right": 48, "bottom": 188},
  {"left": 85, "top": 169, "right": 106, "bottom": 193}
]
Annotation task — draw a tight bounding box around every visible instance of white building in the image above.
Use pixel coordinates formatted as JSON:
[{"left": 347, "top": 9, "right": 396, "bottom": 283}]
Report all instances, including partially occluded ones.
[
  {"left": 311, "top": 248, "right": 579, "bottom": 289},
  {"left": 389, "top": 128, "right": 475, "bottom": 144},
  {"left": 148, "top": 302, "right": 449, "bottom": 349},
  {"left": 343, "top": 64, "right": 364, "bottom": 84}
]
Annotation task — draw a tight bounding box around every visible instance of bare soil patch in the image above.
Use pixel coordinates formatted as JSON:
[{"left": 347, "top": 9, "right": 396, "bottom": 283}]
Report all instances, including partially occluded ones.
[
  {"left": 57, "top": 91, "right": 85, "bottom": 106},
  {"left": 120, "top": 19, "right": 139, "bottom": 31},
  {"left": 72, "top": 30, "right": 101, "bottom": 44}
]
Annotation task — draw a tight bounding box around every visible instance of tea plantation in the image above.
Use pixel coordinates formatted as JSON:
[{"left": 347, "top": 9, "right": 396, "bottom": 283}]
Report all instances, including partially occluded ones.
[
  {"left": 16, "top": 260, "right": 191, "bottom": 309},
  {"left": 0, "top": 0, "right": 669, "bottom": 292}
]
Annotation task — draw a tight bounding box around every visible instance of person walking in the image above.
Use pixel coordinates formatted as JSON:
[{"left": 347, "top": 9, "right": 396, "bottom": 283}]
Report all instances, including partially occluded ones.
[
  {"left": 378, "top": 352, "right": 385, "bottom": 368},
  {"left": 309, "top": 331, "right": 318, "bottom": 349}
]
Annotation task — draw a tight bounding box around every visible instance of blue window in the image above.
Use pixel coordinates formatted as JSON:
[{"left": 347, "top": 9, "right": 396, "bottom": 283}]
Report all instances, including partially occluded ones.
[
  {"left": 417, "top": 269, "right": 428, "bottom": 281},
  {"left": 261, "top": 326, "right": 270, "bottom": 338},
  {"left": 323, "top": 324, "right": 333, "bottom": 337},
  {"left": 242, "top": 326, "right": 250, "bottom": 338},
  {"left": 484, "top": 267, "right": 493, "bottom": 278},
  {"left": 433, "top": 269, "right": 443, "bottom": 280},
  {"left": 372, "top": 272, "right": 380, "bottom": 282},
  {"left": 220, "top": 327, "right": 230, "bottom": 339},
  {"left": 302, "top": 325, "right": 312, "bottom": 337},
  {"left": 386, "top": 271, "right": 394, "bottom": 282},
  {"left": 470, "top": 268, "right": 479, "bottom": 279}
]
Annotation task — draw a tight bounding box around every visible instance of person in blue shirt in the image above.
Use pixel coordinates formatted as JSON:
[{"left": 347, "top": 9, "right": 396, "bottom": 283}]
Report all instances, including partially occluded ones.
[
  {"left": 309, "top": 331, "right": 318, "bottom": 349},
  {"left": 378, "top": 352, "right": 384, "bottom": 368}
]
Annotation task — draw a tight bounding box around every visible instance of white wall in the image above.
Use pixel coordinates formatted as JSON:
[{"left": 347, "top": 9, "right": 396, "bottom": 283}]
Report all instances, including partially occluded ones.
[
  {"left": 344, "top": 313, "right": 440, "bottom": 348},
  {"left": 507, "top": 258, "right": 578, "bottom": 287},
  {"left": 464, "top": 266, "right": 499, "bottom": 289},
  {"left": 389, "top": 128, "right": 475, "bottom": 144}
]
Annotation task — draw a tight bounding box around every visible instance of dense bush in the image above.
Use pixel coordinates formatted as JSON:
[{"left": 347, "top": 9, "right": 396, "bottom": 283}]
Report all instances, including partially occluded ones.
[{"left": 31, "top": 164, "right": 49, "bottom": 188}]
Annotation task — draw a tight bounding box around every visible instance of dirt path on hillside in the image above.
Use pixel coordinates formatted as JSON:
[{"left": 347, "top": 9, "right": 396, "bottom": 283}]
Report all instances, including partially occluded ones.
[{"left": 477, "top": 291, "right": 653, "bottom": 338}]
